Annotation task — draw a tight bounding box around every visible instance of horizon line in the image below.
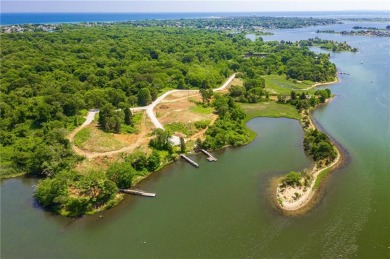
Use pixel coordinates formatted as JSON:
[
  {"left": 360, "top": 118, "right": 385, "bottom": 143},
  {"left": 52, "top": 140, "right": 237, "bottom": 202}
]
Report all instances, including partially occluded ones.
[{"left": 2, "top": 10, "right": 389, "bottom": 14}]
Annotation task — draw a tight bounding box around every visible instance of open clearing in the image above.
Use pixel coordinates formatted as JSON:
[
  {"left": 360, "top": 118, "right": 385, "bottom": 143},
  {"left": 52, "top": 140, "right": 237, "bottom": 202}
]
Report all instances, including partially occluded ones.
[
  {"left": 241, "top": 102, "right": 301, "bottom": 121},
  {"left": 264, "top": 75, "right": 314, "bottom": 95},
  {"left": 73, "top": 111, "right": 154, "bottom": 154},
  {"left": 156, "top": 92, "right": 217, "bottom": 132}
]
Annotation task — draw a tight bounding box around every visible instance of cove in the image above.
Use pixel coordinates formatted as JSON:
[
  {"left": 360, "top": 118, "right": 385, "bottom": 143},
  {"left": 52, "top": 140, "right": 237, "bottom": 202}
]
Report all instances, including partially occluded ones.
[
  {"left": 1, "top": 20, "right": 390, "bottom": 258},
  {"left": 1, "top": 118, "right": 313, "bottom": 258}
]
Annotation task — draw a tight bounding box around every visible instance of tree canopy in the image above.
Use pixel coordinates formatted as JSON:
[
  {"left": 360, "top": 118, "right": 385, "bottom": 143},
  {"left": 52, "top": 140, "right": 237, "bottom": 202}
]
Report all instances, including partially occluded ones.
[{"left": 1, "top": 22, "right": 342, "bottom": 216}]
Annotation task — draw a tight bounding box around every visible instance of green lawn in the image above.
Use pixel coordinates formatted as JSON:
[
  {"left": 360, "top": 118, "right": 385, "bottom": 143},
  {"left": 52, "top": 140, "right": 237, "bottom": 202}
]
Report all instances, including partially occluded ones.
[
  {"left": 264, "top": 75, "right": 314, "bottom": 95},
  {"left": 74, "top": 127, "right": 92, "bottom": 147},
  {"left": 165, "top": 122, "right": 195, "bottom": 136},
  {"left": 190, "top": 105, "right": 214, "bottom": 115},
  {"left": 120, "top": 113, "right": 142, "bottom": 134},
  {"left": 241, "top": 102, "right": 301, "bottom": 121},
  {"left": 74, "top": 127, "right": 126, "bottom": 152}
]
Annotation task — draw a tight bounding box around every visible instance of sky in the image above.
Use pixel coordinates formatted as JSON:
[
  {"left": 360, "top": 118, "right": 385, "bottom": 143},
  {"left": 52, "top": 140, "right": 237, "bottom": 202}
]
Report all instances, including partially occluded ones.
[{"left": 1, "top": 0, "right": 390, "bottom": 13}]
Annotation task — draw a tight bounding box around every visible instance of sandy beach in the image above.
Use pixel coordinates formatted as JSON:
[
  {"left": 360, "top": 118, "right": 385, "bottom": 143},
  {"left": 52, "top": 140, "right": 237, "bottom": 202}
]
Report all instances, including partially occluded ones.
[
  {"left": 276, "top": 76, "right": 344, "bottom": 212},
  {"left": 276, "top": 144, "right": 343, "bottom": 211}
]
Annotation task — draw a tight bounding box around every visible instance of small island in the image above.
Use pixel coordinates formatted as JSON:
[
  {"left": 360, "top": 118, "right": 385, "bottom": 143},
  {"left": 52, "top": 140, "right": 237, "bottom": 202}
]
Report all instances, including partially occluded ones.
[
  {"left": 317, "top": 29, "right": 390, "bottom": 37},
  {"left": 299, "top": 37, "right": 358, "bottom": 52}
]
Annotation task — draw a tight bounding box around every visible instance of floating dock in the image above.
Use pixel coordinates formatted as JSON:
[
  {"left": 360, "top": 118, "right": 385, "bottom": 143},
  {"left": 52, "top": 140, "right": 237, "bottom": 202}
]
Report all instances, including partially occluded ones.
[
  {"left": 119, "top": 189, "right": 156, "bottom": 197},
  {"left": 180, "top": 154, "right": 199, "bottom": 168},
  {"left": 200, "top": 149, "right": 218, "bottom": 162}
]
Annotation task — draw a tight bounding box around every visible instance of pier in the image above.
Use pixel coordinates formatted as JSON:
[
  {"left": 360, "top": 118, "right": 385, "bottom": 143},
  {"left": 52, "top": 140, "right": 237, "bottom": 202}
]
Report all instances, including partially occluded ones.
[
  {"left": 180, "top": 154, "right": 199, "bottom": 168},
  {"left": 119, "top": 189, "right": 156, "bottom": 197},
  {"left": 200, "top": 149, "right": 218, "bottom": 162}
]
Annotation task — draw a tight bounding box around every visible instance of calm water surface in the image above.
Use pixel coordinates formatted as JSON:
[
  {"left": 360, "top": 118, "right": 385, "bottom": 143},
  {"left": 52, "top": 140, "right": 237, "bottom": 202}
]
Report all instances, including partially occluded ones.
[
  {"left": 1, "top": 22, "right": 390, "bottom": 258},
  {"left": 2, "top": 11, "right": 389, "bottom": 25}
]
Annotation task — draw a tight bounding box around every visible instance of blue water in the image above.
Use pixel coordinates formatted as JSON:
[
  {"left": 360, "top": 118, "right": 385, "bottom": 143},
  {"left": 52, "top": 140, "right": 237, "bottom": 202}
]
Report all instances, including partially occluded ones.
[
  {"left": 1, "top": 11, "right": 389, "bottom": 25},
  {"left": 1, "top": 13, "right": 390, "bottom": 258}
]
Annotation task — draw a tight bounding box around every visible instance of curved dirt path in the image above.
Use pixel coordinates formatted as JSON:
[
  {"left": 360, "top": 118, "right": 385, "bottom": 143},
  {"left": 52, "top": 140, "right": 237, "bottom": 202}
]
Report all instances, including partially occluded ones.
[
  {"left": 67, "top": 111, "right": 98, "bottom": 143},
  {"left": 72, "top": 112, "right": 151, "bottom": 159},
  {"left": 291, "top": 77, "right": 338, "bottom": 91},
  {"left": 68, "top": 74, "right": 236, "bottom": 158}
]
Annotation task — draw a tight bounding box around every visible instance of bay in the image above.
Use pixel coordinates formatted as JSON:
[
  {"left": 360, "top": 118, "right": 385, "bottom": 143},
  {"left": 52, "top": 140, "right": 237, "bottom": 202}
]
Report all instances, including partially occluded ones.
[{"left": 1, "top": 17, "right": 390, "bottom": 258}]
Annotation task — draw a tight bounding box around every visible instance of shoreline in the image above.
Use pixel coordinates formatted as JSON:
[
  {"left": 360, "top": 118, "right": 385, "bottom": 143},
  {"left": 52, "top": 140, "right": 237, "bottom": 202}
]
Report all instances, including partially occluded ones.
[
  {"left": 312, "top": 77, "right": 339, "bottom": 88},
  {"left": 275, "top": 76, "right": 345, "bottom": 213},
  {"left": 2, "top": 75, "right": 342, "bottom": 216},
  {"left": 292, "top": 76, "right": 339, "bottom": 91},
  {"left": 276, "top": 137, "right": 344, "bottom": 212}
]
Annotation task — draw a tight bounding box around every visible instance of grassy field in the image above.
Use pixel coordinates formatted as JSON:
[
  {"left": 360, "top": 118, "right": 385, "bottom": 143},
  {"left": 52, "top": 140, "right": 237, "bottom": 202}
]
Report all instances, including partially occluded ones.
[
  {"left": 264, "top": 75, "right": 314, "bottom": 95},
  {"left": 165, "top": 122, "right": 196, "bottom": 136},
  {"left": 241, "top": 102, "right": 301, "bottom": 121},
  {"left": 120, "top": 113, "right": 142, "bottom": 134},
  {"left": 74, "top": 125, "right": 126, "bottom": 152},
  {"left": 74, "top": 127, "right": 92, "bottom": 147},
  {"left": 190, "top": 105, "right": 214, "bottom": 114}
]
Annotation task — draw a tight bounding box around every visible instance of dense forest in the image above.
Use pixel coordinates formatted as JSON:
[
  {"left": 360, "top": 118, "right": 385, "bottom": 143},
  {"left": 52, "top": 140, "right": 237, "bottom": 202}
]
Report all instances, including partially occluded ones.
[
  {"left": 1, "top": 23, "right": 342, "bottom": 215},
  {"left": 1, "top": 16, "right": 341, "bottom": 34},
  {"left": 299, "top": 37, "right": 358, "bottom": 52},
  {"left": 123, "top": 16, "right": 340, "bottom": 31}
]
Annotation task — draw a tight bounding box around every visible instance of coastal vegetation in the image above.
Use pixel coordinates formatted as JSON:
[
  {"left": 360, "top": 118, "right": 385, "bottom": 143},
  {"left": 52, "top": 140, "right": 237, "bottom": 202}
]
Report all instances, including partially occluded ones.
[
  {"left": 0, "top": 20, "right": 353, "bottom": 215},
  {"left": 112, "top": 16, "right": 340, "bottom": 31},
  {"left": 1, "top": 17, "right": 341, "bottom": 34},
  {"left": 299, "top": 37, "right": 358, "bottom": 52},
  {"left": 241, "top": 102, "right": 300, "bottom": 121},
  {"left": 34, "top": 169, "right": 120, "bottom": 217},
  {"left": 202, "top": 94, "right": 250, "bottom": 149},
  {"left": 316, "top": 29, "right": 390, "bottom": 37},
  {"left": 352, "top": 26, "right": 390, "bottom": 30},
  {"left": 281, "top": 171, "right": 312, "bottom": 188},
  {"left": 275, "top": 87, "right": 339, "bottom": 210}
]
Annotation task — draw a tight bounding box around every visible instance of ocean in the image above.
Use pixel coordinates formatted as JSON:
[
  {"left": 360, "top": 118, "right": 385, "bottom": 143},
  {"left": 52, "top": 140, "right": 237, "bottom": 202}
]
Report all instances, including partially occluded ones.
[{"left": 1, "top": 11, "right": 389, "bottom": 25}]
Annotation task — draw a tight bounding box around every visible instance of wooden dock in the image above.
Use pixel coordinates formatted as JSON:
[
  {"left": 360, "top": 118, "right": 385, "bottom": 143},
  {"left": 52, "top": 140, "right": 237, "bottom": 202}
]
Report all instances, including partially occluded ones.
[
  {"left": 119, "top": 189, "right": 156, "bottom": 197},
  {"left": 200, "top": 149, "right": 217, "bottom": 162},
  {"left": 180, "top": 154, "right": 199, "bottom": 168}
]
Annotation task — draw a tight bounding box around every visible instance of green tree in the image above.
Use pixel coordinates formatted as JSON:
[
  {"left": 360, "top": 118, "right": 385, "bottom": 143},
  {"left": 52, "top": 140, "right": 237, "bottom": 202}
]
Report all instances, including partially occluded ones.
[
  {"left": 98, "top": 104, "right": 122, "bottom": 132},
  {"left": 244, "top": 78, "right": 265, "bottom": 90},
  {"left": 147, "top": 150, "right": 161, "bottom": 171},
  {"left": 282, "top": 171, "right": 302, "bottom": 186},
  {"left": 34, "top": 171, "right": 73, "bottom": 207},
  {"left": 124, "top": 108, "right": 133, "bottom": 126},
  {"left": 106, "top": 162, "right": 136, "bottom": 189},
  {"left": 138, "top": 88, "right": 152, "bottom": 106},
  {"left": 180, "top": 137, "right": 186, "bottom": 153},
  {"left": 290, "top": 91, "right": 297, "bottom": 100},
  {"left": 114, "top": 114, "right": 121, "bottom": 133},
  {"left": 149, "top": 128, "right": 172, "bottom": 150},
  {"left": 128, "top": 152, "right": 148, "bottom": 172},
  {"left": 195, "top": 138, "right": 203, "bottom": 149},
  {"left": 199, "top": 88, "right": 213, "bottom": 105},
  {"left": 99, "top": 104, "right": 114, "bottom": 130},
  {"left": 315, "top": 90, "right": 329, "bottom": 103}
]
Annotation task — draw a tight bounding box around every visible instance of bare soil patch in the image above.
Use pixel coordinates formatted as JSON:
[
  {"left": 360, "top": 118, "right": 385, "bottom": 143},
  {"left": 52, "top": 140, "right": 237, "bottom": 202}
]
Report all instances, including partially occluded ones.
[{"left": 156, "top": 93, "right": 216, "bottom": 127}]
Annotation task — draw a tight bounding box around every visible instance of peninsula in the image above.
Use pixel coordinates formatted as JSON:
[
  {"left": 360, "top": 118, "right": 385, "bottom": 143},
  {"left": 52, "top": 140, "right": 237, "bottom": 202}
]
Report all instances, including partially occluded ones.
[{"left": 0, "top": 17, "right": 355, "bottom": 216}]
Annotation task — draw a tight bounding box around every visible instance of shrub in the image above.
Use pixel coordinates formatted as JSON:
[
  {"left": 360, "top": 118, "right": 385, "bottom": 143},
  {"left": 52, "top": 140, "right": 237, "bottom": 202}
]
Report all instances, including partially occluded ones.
[
  {"left": 106, "top": 162, "right": 136, "bottom": 189},
  {"left": 194, "top": 120, "right": 210, "bottom": 130},
  {"left": 282, "top": 171, "right": 302, "bottom": 187}
]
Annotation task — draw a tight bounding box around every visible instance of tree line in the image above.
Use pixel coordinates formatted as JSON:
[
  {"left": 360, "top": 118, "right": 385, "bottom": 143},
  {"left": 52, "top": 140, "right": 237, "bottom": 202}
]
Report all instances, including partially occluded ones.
[{"left": 1, "top": 23, "right": 344, "bottom": 215}]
